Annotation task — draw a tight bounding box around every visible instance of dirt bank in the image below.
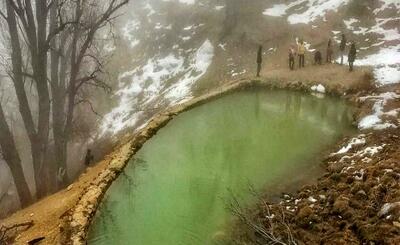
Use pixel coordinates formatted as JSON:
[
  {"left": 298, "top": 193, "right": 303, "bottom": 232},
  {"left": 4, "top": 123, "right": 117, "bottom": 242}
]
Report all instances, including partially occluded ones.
[
  {"left": 231, "top": 83, "right": 400, "bottom": 244},
  {"left": 1, "top": 64, "right": 397, "bottom": 245}
]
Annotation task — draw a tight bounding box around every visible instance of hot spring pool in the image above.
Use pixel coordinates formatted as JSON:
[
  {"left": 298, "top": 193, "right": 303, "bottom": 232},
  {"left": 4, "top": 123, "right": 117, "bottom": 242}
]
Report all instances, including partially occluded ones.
[{"left": 88, "top": 90, "right": 355, "bottom": 244}]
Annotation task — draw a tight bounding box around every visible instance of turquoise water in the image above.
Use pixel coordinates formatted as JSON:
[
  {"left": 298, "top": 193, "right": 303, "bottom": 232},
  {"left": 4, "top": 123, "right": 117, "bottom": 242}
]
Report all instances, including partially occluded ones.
[{"left": 88, "top": 90, "right": 355, "bottom": 245}]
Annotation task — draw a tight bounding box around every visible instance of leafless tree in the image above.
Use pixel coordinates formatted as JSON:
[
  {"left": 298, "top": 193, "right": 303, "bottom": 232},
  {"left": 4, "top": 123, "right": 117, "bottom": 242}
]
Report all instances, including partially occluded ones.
[
  {"left": 0, "top": 103, "right": 33, "bottom": 206},
  {"left": 48, "top": 0, "right": 127, "bottom": 188},
  {"left": 0, "top": 0, "right": 128, "bottom": 205}
]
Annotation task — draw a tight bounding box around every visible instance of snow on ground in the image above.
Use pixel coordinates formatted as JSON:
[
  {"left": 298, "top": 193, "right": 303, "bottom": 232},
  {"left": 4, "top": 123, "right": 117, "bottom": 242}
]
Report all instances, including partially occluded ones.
[
  {"left": 356, "top": 145, "right": 385, "bottom": 157},
  {"left": 338, "top": 140, "right": 386, "bottom": 176},
  {"left": 358, "top": 92, "right": 400, "bottom": 130},
  {"left": 181, "top": 36, "right": 191, "bottom": 41},
  {"left": 336, "top": 45, "right": 400, "bottom": 85},
  {"left": 343, "top": 18, "right": 359, "bottom": 30},
  {"left": 162, "top": 0, "right": 195, "bottom": 5},
  {"left": 164, "top": 40, "right": 214, "bottom": 101},
  {"left": 378, "top": 202, "right": 400, "bottom": 217},
  {"left": 144, "top": 3, "right": 156, "bottom": 16},
  {"left": 308, "top": 196, "right": 317, "bottom": 203},
  {"left": 100, "top": 40, "right": 214, "bottom": 135},
  {"left": 333, "top": 135, "right": 366, "bottom": 155},
  {"left": 231, "top": 69, "right": 247, "bottom": 77},
  {"left": 311, "top": 84, "right": 326, "bottom": 93},
  {"left": 218, "top": 43, "right": 226, "bottom": 51},
  {"left": 340, "top": 1, "right": 400, "bottom": 85},
  {"left": 263, "top": 0, "right": 349, "bottom": 24},
  {"left": 344, "top": 16, "right": 400, "bottom": 42},
  {"left": 356, "top": 45, "right": 400, "bottom": 85},
  {"left": 122, "top": 20, "right": 141, "bottom": 48},
  {"left": 373, "top": 0, "right": 400, "bottom": 15},
  {"left": 263, "top": 4, "right": 288, "bottom": 17}
]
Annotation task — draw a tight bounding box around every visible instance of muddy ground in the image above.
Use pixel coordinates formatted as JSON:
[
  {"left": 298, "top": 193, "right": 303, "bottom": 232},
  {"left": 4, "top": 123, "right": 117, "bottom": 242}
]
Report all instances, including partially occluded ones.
[{"left": 1, "top": 64, "right": 399, "bottom": 244}]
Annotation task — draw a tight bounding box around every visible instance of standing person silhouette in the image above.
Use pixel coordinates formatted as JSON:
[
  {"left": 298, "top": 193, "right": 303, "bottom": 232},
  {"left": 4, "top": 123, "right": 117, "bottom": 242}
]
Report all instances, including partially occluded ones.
[
  {"left": 288, "top": 45, "right": 296, "bottom": 70},
  {"left": 297, "top": 39, "right": 305, "bottom": 68},
  {"left": 348, "top": 42, "right": 357, "bottom": 72},
  {"left": 256, "top": 45, "right": 263, "bottom": 77},
  {"left": 339, "top": 34, "right": 347, "bottom": 65},
  {"left": 84, "top": 149, "right": 94, "bottom": 166},
  {"left": 326, "top": 39, "right": 333, "bottom": 63}
]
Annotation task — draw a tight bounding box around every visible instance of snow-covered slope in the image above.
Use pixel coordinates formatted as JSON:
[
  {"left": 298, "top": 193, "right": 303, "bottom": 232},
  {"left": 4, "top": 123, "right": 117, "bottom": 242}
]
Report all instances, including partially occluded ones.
[
  {"left": 264, "top": 0, "right": 350, "bottom": 24},
  {"left": 101, "top": 39, "right": 214, "bottom": 133},
  {"left": 99, "top": 0, "right": 400, "bottom": 136},
  {"left": 263, "top": 0, "right": 400, "bottom": 86}
]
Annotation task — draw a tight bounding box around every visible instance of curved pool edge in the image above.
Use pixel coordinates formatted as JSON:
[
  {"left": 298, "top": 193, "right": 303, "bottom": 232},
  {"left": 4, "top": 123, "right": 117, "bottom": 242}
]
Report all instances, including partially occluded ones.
[{"left": 67, "top": 79, "right": 362, "bottom": 244}]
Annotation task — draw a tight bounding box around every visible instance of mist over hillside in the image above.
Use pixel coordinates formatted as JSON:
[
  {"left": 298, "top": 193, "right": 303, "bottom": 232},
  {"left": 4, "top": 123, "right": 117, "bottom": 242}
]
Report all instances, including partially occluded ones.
[
  {"left": 0, "top": 0, "right": 399, "bottom": 217},
  {"left": 101, "top": 0, "right": 400, "bottom": 135}
]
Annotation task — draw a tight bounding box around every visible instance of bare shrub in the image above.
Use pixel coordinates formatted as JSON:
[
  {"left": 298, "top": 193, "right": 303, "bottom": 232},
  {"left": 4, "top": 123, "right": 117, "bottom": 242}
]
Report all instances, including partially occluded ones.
[{"left": 227, "top": 188, "right": 297, "bottom": 245}]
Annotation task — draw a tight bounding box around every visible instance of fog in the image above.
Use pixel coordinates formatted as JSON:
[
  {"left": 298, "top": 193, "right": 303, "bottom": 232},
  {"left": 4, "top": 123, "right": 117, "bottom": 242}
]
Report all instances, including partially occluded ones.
[{"left": 1, "top": 0, "right": 399, "bottom": 218}]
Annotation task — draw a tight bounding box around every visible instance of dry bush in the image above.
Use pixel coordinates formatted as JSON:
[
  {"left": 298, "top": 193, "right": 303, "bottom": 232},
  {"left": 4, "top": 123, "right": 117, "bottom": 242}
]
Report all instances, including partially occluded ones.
[{"left": 227, "top": 188, "right": 297, "bottom": 245}]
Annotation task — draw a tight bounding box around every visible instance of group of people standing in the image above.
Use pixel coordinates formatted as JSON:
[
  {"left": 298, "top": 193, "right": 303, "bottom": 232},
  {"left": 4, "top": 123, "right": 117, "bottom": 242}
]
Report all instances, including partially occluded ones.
[
  {"left": 255, "top": 33, "right": 357, "bottom": 77},
  {"left": 290, "top": 34, "right": 357, "bottom": 71}
]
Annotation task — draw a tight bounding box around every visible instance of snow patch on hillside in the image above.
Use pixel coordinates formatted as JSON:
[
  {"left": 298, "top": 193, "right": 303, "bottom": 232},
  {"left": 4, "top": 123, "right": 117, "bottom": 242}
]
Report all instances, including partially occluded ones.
[
  {"left": 355, "top": 45, "right": 400, "bottom": 85},
  {"left": 122, "top": 20, "right": 141, "bottom": 48},
  {"left": 364, "top": 46, "right": 398, "bottom": 85},
  {"left": 165, "top": 40, "right": 214, "bottom": 101},
  {"left": 263, "top": 4, "right": 288, "bottom": 17},
  {"left": 163, "top": 0, "right": 195, "bottom": 5},
  {"left": 334, "top": 135, "right": 366, "bottom": 155},
  {"left": 373, "top": 0, "right": 400, "bottom": 14},
  {"left": 264, "top": 0, "right": 349, "bottom": 24},
  {"left": 100, "top": 40, "right": 214, "bottom": 135},
  {"left": 144, "top": 3, "right": 156, "bottom": 16},
  {"left": 343, "top": 18, "right": 359, "bottom": 29},
  {"left": 358, "top": 92, "right": 400, "bottom": 130},
  {"left": 336, "top": 45, "right": 400, "bottom": 85},
  {"left": 345, "top": 17, "right": 400, "bottom": 42},
  {"left": 340, "top": 1, "right": 400, "bottom": 85}
]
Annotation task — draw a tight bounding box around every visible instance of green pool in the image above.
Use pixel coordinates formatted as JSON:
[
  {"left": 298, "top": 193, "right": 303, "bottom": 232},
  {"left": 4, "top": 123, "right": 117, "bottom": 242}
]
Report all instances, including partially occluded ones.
[{"left": 88, "top": 90, "right": 355, "bottom": 245}]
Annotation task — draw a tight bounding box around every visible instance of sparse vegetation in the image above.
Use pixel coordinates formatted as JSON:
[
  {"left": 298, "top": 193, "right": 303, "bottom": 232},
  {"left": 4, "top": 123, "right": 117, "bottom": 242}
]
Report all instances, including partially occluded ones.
[{"left": 228, "top": 189, "right": 297, "bottom": 245}]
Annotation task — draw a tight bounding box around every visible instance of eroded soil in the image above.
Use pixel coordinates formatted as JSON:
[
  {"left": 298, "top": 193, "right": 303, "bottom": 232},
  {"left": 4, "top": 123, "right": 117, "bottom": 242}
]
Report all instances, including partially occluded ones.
[{"left": 231, "top": 84, "right": 400, "bottom": 245}]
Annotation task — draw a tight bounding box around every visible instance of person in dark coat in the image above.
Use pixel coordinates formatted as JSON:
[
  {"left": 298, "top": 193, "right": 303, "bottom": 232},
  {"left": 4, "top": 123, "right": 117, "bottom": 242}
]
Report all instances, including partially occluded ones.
[
  {"left": 256, "top": 45, "right": 263, "bottom": 77},
  {"left": 339, "top": 34, "right": 346, "bottom": 65},
  {"left": 326, "top": 39, "right": 333, "bottom": 63},
  {"left": 288, "top": 45, "right": 296, "bottom": 70},
  {"left": 348, "top": 42, "right": 357, "bottom": 72},
  {"left": 314, "top": 51, "right": 322, "bottom": 65},
  {"left": 84, "top": 149, "right": 94, "bottom": 166}
]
